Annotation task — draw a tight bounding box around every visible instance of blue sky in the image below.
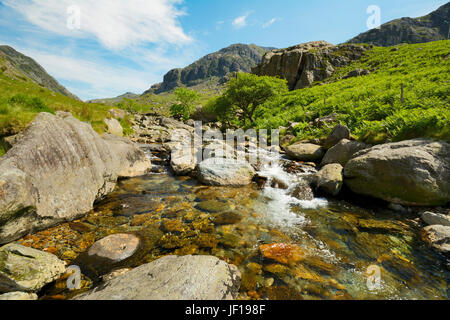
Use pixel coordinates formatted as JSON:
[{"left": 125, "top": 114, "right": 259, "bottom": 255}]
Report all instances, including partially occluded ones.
[{"left": 0, "top": 0, "right": 447, "bottom": 100}]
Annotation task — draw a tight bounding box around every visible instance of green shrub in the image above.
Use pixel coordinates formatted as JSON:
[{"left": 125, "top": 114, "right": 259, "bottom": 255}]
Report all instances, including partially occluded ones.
[{"left": 170, "top": 87, "right": 201, "bottom": 120}]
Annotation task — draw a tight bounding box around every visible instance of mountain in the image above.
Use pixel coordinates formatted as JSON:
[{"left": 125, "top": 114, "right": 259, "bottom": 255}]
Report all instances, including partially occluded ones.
[
  {"left": 145, "top": 43, "right": 276, "bottom": 94},
  {"left": 0, "top": 45, "right": 79, "bottom": 100},
  {"left": 347, "top": 2, "right": 449, "bottom": 46},
  {"left": 87, "top": 92, "right": 139, "bottom": 105}
]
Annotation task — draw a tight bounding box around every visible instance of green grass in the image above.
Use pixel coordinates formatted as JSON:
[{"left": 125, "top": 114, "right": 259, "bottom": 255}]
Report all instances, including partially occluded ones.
[
  {"left": 0, "top": 72, "right": 117, "bottom": 137},
  {"left": 253, "top": 40, "right": 450, "bottom": 143}
]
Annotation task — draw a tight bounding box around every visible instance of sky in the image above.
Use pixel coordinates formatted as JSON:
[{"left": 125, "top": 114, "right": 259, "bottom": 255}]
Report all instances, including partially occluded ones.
[{"left": 0, "top": 0, "right": 447, "bottom": 101}]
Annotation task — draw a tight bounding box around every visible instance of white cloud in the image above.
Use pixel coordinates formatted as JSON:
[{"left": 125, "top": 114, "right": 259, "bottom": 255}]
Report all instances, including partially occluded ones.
[
  {"left": 3, "top": 0, "right": 192, "bottom": 50},
  {"left": 232, "top": 13, "right": 250, "bottom": 29},
  {"left": 262, "top": 18, "right": 277, "bottom": 29}
]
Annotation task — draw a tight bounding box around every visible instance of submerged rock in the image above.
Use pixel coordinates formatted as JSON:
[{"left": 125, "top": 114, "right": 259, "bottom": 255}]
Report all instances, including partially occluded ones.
[
  {"left": 0, "top": 243, "right": 66, "bottom": 293},
  {"left": 420, "top": 225, "right": 450, "bottom": 254},
  {"left": 260, "top": 243, "right": 304, "bottom": 265},
  {"left": 74, "top": 255, "right": 241, "bottom": 300},
  {"left": 0, "top": 112, "right": 151, "bottom": 244},
  {"left": 314, "top": 164, "right": 344, "bottom": 196},
  {"left": 197, "top": 158, "right": 255, "bottom": 186},
  {"left": 285, "top": 143, "right": 325, "bottom": 162},
  {"left": 344, "top": 139, "right": 450, "bottom": 206},
  {"left": 321, "top": 139, "right": 369, "bottom": 166}
]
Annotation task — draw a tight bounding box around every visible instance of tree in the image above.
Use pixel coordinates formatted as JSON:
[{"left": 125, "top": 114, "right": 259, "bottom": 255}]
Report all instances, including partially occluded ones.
[
  {"left": 170, "top": 88, "right": 201, "bottom": 121},
  {"left": 222, "top": 73, "right": 288, "bottom": 126}
]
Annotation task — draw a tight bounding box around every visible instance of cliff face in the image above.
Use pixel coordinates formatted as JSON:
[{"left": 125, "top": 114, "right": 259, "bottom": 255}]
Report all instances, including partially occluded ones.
[
  {"left": 0, "top": 45, "right": 79, "bottom": 100},
  {"left": 252, "top": 41, "right": 370, "bottom": 90},
  {"left": 147, "top": 44, "right": 275, "bottom": 94},
  {"left": 347, "top": 2, "right": 449, "bottom": 47}
]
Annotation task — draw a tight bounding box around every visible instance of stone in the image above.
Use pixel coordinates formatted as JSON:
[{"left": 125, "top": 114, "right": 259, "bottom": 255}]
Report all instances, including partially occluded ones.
[
  {"left": 0, "top": 291, "right": 38, "bottom": 300},
  {"left": 342, "top": 68, "right": 370, "bottom": 79},
  {"left": 344, "top": 139, "right": 450, "bottom": 206},
  {"left": 420, "top": 212, "right": 450, "bottom": 227},
  {"left": 0, "top": 112, "right": 151, "bottom": 244},
  {"left": 420, "top": 225, "right": 450, "bottom": 254},
  {"left": 197, "top": 158, "right": 255, "bottom": 186},
  {"left": 314, "top": 164, "right": 344, "bottom": 196},
  {"left": 0, "top": 243, "right": 66, "bottom": 293},
  {"left": 290, "top": 182, "right": 315, "bottom": 201},
  {"left": 73, "top": 234, "right": 141, "bottom": 278},
  {"left": 323, "top": 125, "right": 351, "bottom": 149},
  {"left": 285, "top": 143, "right": 325, "bottom": 162},
  {"left": 321, "top": 139, "right": 369, "bottom": 166},
  {"left": 260, "top": 243, "right": 304, "bottom": 265},
  {"left": 108, "top": 109, "right": 126, "bottom": 120},
  {"left": 196, "top": 200, "right": 231, "bottom": 213},
  {"left": 212, "top": 212, "right": 242, "bottom": 225},
  {"left": 104, "top": 118, "right": 124, "bottom": 137},
  {"left": 170, "top": 152, "right": 196, "bottom": 176},
  {"left": 74, "top": 255, "right": 241, "bottom": 300}
]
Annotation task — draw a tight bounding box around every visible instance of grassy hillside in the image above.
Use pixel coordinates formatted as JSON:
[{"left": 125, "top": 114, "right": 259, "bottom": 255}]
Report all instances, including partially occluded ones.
[
  {"left": 253, "top": 40, "right": 449, "bottom": 144},
  {"left": 0, "top": 68, "right": 131, "bottom": 142}
]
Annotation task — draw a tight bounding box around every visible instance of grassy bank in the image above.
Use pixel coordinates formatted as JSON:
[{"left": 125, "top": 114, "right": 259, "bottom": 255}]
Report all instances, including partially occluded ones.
[{"left": 250, "top": 40, "right": 449, "bottom": 143}]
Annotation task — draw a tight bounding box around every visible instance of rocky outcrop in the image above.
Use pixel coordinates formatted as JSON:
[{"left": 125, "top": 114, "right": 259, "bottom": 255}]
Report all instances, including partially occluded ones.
[
  {"left": 74, "top": 255, "right": 241, "bottom": 300},
  {"left": 347, "top": 3, "right": 450, "bottom": 47},
  {"left": 0, "top": 112, "right": 151, "bottom": 244},
  {"left": 0, "top": 243, "right": 66, "bottom": 293},
  {"left": 321, "top": 139, "right": 369, "bottom": 167},
  {"left": 252, "top": 41, "right": 370, "bottom": 90},
  {"left": 344, "top": 139, "right": 450, "bottom": 206},
  {"left": 146, "top": 44, "right": 275, "bottom": 94},
  {"left": 285, "top": 143, "right": 325, "bottom": 162},
  {"left": 314, "top": 164, "right": 344, "bottom": 196},
  {"left": 197, "top": 158, "right": 255, "bottom": 186}
]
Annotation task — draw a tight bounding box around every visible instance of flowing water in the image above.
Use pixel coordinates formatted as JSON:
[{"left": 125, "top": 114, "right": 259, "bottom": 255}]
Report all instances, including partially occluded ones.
[{"left": 22, "top": 146, "right": 449, "bottom": 300}]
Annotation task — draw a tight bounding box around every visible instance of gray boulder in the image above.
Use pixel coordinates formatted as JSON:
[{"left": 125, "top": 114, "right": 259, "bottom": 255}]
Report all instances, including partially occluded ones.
[
  {"left": 0, "top": 112, "right": 151, "bottom": 244},
  {"left": 344, "top": 139, "right": 450, "bottom": 206},
  {"left": 421, "top": 225, "right": 450, "bottom": 254},
  {"left": 74, "top": 255, "right": 241, "bottom": 300},
  {"left": 321, "top": 139, "right": 369, "bottom": 166},
  {"left": 314, "top": 164, "right": 344, "bottom": 196},
  {"left": 420, "top": 212, "right": 450, "bottom": 227},
  {"left": 0, "top": 243, "right": 66, "bottom": 293},
  {"left": 104, "top": 118, "right": 123, "bottom": 137},
  {"left": 323, "top": 124, "right": 350, "bottom": 149},
  {"left": 197, "top": 158, "right": 255, "bottom": 186},
  {"left": 285, "top": 143, "right": 325, "bottom": 162}
]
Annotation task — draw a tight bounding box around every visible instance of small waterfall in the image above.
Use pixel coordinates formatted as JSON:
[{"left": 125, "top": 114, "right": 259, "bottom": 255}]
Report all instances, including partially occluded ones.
[{"left": 253, "top": 148, "right": 328, "bottom": 228}]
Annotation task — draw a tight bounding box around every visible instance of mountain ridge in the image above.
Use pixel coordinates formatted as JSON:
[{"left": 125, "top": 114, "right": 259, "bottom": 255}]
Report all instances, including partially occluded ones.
[
  {"left": 0, "top": 45, "right": 79, "bottom": 100},
  {"left": 346, "top": 2, "right": 449, "bottom": 46}
]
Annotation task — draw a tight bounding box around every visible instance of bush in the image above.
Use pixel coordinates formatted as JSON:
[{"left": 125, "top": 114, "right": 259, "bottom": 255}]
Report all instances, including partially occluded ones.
[{"left": 170, "top": 87, "right": 201, "bottom": 120}]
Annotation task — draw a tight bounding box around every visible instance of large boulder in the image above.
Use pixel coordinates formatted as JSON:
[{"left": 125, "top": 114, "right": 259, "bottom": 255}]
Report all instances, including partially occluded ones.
[
  {"left": 104, "top": 118, "right": 123, "bottom": 137},
  {"left": 314, "top": 164, "right": 344, "bottom": 196},
  {"left": 285, "top": 143, "right": 325, "bottom": 162},
  {"left": 420, "top": 225, "right": 450, "bottom": 255},
  {"left": 0, "top": 243, "right": 66, "bottom": 293},
  {"left": 344, "top": 139, "right": 450, "bottom": 206},
  {"left": 74, "top": 255, "right": 241, "bottom": 300},
  {"left": 197, "top": 158, "right": 255, "bottom": 186},
  {"left": 0, "top": 112, "right": 151, "bottom": 244},
  {"left": 321, "top": 139, "right": 369, "bottom": 166}
]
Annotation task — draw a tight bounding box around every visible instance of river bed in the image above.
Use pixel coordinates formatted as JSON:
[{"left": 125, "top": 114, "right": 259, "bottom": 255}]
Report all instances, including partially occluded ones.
[{"left": 19, "top": 147, "right": 449, "bottom": 300}]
